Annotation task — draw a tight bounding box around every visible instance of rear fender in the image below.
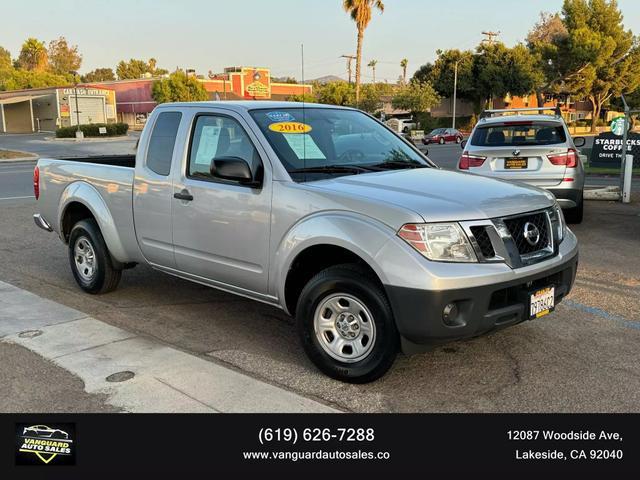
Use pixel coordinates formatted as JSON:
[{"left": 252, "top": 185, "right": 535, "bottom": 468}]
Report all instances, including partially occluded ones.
[{"left": 58, "top": 181, "right": 129, "bottom": 263}]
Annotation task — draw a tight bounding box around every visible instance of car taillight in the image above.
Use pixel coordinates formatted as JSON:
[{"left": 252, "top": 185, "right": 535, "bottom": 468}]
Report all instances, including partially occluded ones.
[
  {"left": 458, "top": 152, "right": 486, "bottom": 170},
  {"left": 548, "top": 148, "right": 578, "bottom": 168},
  {"left": 33, "top": 166, "right": 40, "bottom": 200}
]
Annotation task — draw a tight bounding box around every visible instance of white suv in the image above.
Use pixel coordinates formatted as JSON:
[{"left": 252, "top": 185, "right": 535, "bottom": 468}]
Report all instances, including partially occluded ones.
[{"left": 458, "top": 107, "right": 586, "bottom": 223}]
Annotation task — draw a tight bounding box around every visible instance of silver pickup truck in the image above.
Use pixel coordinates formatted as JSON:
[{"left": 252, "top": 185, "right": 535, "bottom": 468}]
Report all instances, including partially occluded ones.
[{"left": 33, "top": 101, "right": 578, "bottom": 383}]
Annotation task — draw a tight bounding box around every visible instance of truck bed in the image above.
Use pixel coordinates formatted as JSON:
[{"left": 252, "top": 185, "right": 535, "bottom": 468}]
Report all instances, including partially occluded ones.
[{"left": 36, "top": 157, "right": 141, "bottom": 263}]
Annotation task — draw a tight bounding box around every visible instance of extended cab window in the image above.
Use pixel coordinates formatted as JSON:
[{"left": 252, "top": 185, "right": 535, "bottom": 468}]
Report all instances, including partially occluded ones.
[
  {"left": 146, "top": 111, "right": 182, "bottom": 176},
  {"left": 188, "top": 115, "right": 262, "bottom": 181},
  {"left": 471, "top": 121, "right": 566, "bottom": 147}
]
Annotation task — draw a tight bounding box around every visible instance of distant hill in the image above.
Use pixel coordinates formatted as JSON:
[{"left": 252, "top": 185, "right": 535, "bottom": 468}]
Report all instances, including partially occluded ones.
[{"left": 309, "top": 75, "right": 346, "bottom": 84}]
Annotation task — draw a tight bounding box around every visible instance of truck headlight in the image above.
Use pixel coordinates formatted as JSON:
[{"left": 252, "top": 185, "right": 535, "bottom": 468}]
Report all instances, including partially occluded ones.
[
  {"left": 551, "top": 203, "right": 566, "bottom": 243},
  {"left": 398, "top": 223, "right": 477, "bottom": 262}
]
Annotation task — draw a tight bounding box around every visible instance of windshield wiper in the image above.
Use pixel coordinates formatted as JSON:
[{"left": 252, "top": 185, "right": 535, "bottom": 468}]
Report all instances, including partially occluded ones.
[
  {"left": 288, "top": 164, "right": 370, "bottom": 175},
  {"left": 368, "top": 161, "right": 429, "bottom": 170}
]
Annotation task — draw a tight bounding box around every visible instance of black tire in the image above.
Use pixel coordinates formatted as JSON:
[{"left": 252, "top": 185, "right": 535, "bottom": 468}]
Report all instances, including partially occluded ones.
[
  {"left": 564, "top": 194, "right": 584, "bottom": 224},
  {"left": 68, "top": 219, "right": 122, "bottom": 294},
  {"left": 295, "top": 264, "right": 399, "bottom": 383},
  {"left": 439, "top": 137, "right": 445, "bottom": 144}
]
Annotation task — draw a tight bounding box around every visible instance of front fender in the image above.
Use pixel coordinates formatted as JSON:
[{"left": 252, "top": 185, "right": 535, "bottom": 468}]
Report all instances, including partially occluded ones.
[
  {"left": 272, "top": 211, "right": 396, "bottom": 311},
  {"left": 58, "top": 181, "right": 129, "bottom": 263}
]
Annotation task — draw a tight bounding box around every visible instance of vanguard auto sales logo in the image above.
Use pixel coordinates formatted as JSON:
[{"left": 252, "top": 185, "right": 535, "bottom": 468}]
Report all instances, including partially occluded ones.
[{"left": 15, "top": 423, "right": 76, "bottom": 465}]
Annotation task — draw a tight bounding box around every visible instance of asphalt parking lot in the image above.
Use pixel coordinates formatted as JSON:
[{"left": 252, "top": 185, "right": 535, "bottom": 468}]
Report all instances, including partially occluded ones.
[{"left": 1, "top": 135, "right": 639, "bottom": 413}]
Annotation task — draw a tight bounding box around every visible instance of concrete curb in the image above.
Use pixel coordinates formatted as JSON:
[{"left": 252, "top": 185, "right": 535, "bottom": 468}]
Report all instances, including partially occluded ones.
[
  {"left": 0, "top": 280, "right": 338, "bottom": 413},
  {"left": 0, "top": 150, "right": 38, "bottom": 162},
  {"left": 43, "top": 135, "right": 134, "bottom": 143}
]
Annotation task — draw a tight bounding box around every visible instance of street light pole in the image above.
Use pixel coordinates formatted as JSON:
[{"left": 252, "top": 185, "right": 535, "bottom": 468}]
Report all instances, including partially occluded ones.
[{"left": 452, "top": 60, "right": 459, "bottom": 130}]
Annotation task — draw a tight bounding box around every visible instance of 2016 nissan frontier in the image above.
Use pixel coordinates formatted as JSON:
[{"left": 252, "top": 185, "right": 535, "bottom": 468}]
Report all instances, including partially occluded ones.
[{"left": 33, "top": 101, "right": 578, "bottom": 383}]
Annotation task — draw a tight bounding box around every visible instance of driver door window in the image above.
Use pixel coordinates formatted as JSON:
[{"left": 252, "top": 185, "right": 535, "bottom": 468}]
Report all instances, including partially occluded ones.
[{"left": 188, "top": 115, "right": 262, "bottom": 181}]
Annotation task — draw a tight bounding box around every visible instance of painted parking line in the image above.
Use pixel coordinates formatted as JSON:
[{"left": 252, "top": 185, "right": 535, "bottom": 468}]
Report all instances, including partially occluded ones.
[
  {"left": 0, "top": 280, "right": 338, "bottom": 413},
  {"left": 564, "top": 299, "right": 640, "bottom": 331}
]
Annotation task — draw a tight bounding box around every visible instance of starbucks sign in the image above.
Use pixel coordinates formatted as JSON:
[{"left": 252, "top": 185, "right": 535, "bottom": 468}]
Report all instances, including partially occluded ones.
[
  {"left": 610, "top": 116, "right": 628, "bottom": 136},
  {"left": 590, "top": 130, "right": 640, "bottom": 168}
]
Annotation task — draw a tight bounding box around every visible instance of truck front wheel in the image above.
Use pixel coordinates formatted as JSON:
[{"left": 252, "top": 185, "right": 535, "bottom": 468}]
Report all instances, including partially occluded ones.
[
  {"left": 296, "top": 264, "right": 399, "bottom": 383},
  {"left": 68, "top": 219, "right": 122, "bottom": 294}
]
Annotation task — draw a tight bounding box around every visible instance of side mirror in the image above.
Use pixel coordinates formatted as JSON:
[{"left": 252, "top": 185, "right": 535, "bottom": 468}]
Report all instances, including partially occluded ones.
[
  {"left": 210, "top": 157, "right": 259, "bottom": 186},
  {"left": 423, "top": 148, "right": 428, "bottom": 156},
  {"left": 460, "top": 139, "right": 467, "bottom": 149},
  {"left": 573, "top": 136, "right": 586, "bottom": 147}
]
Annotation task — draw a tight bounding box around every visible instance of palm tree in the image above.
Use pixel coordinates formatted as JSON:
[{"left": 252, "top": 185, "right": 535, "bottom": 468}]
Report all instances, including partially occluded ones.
[
  {"left": 367, "top": 59, "right": 378, "bottom": 83},
  {"left": 400, "top": 58, "right": 408, "bottom": 84},
  {"left": 343, "top": 0, "right": 385, "bottom": 102},
  {"left": 16, "top": 38, "right": 48, "bottom": 71}
]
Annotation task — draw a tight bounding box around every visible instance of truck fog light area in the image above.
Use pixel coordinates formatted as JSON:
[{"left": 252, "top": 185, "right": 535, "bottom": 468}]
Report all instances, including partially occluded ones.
[
  {"left": 398, "top": 223, "right": 477, "bottom": 262},
  {"left": 442, "top": 302, "right": 464, "bottom": 327}
]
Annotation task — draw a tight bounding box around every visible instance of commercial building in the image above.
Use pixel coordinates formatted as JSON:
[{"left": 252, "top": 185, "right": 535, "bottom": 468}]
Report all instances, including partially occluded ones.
[
  {"left": 89, "top": 66, "right": 313, "bottom": 128},
  {"left": 0, "top": 86, "right": 117, "bottom": 133}
]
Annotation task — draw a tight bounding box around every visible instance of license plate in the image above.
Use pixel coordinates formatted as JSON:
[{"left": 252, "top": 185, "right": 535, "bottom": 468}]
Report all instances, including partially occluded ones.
[
  {"left": 505, "top": 157, "right": 528, "bottom": 169},
  {"left": 529, "top": 286, "right": 555, "bottom": 319}
]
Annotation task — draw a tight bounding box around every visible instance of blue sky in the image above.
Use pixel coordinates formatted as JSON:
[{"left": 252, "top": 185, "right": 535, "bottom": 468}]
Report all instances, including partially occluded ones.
[{"left": 3, "top": 0, "right": 640, "bottom": 82}]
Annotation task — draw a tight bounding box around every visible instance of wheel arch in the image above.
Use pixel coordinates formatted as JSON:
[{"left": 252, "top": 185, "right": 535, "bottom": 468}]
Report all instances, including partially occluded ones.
[
  {"left": 275, "top": 212, "right": 394, "bottom": 316},
  {"left": 58, "top": 182, "right": 129, "bottom": 263}
]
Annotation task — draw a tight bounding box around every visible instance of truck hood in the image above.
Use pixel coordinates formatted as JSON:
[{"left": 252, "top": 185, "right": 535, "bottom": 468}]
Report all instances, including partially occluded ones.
[{"left": 308, "top": 168, "right": 555, "bottom": 222}]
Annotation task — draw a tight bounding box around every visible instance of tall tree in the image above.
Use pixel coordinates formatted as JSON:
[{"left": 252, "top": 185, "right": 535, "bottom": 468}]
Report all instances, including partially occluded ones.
[
  {"left": 400, "top": 58, "right": 408, "bottom": 84},
  {"left": 532, "top": 0, "right": 640, "bottom": 131},
  {"left": 16, "top": 38, "right": 48, "bottom": 72},
  {"left": 527, "top": 12, "right": 569, "bottom": 106},
  {"left": 48, "top": 36, "right": 82, "bottom": 75},
  {"left": 367, "top": 59, "right": 378, "bottom": 83},
  {"left": 0, "top": 46, "right": 11, "bottom": 70},
  {"left": 391, "top": 81, "right": 440, "bottom": 117},
  {"left": 473, "top": 42, "right": 544, "bottom": 108},
  {"left": 81, "top": 68, "right": 116, "bottom": 83},
  {"left": 151, "top": 70, "right": 209, "bottom": 103},
  {"left": 343, "top": 0, "right": 385, "bottom": 103},
  {"left": 116, "top": 58, "right": 168, "bottom": 80}
]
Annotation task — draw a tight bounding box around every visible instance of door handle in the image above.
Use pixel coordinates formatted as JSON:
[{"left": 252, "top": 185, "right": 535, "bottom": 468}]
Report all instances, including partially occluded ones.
[{"left": 173, "top": 190, "right": 193, "bottom": 201}]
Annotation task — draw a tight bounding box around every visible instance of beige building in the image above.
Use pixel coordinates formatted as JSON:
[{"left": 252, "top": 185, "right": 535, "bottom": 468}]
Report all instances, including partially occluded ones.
[{"left": 0, "top": 86, "right": 117, "bottom": 133}]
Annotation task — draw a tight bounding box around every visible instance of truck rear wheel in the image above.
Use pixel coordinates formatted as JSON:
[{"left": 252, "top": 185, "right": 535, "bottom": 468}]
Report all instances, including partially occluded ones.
[
  {"left": 295, "top": 264, "right": 399, "bottom": 383},
  {"left": 68, "top": 219, "right": 122, "bottom": 294}
]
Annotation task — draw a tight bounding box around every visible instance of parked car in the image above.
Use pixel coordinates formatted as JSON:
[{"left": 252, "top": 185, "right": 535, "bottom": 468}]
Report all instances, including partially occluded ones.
[
  {"left": 33, "top": 101, "right": 578, "bottom": 383},
  {"left": 23, "top": 425, "right": 68, "bottom": 439},
  {"left": 385, "top": 117, "right": 416, "bottom": 134},
  {"left": 423, "top": 128, "right": 463, "bottom": 145},
  {"left": 458, "top": 107, "right": 585, "bottom": 223}
]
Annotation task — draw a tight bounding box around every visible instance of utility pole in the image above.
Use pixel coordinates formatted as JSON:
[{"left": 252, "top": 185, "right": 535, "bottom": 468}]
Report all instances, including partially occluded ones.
[
  {"left": 341, "top": 55, "right": 356, "bottom": 84},
  {"left": 481, "top": 31, "right": 500, "bottom": 46},
  {"left": 452, "top": 60, "right": 459, "bottom": 130}
]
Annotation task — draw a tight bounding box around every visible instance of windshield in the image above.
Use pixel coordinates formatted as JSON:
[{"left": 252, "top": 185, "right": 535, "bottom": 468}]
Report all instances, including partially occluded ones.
[
  {"left": 249, "top": 107, "right": 431, "bottom": 182},
  {"left": 430, "top": 128, "right": 445, "bottom": 135},
  {"left": 470, "top": 121, "right": 566, "bottom": 147}
]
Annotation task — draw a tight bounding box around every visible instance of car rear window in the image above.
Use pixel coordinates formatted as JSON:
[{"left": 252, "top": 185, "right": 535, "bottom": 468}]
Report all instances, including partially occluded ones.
[{"left": 470, "top": 121, "right": 566, "bottom": 146}]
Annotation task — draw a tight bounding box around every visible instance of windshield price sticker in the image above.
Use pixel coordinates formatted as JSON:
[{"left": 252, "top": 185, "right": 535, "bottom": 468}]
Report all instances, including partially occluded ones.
[
  {"left": 507, "top": 429, "right": 625, "bottom": 462},
  {"left": 268, "top": 121, "right": 312, "bottom": 134},
  {"left": 266, "top": 111, "right": 295, "bottom": 122}
]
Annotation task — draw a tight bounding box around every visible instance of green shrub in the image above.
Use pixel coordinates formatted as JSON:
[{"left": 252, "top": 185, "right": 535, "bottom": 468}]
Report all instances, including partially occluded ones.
[{"left": 56, "top": 122, "right": 129, "bottom": 138}]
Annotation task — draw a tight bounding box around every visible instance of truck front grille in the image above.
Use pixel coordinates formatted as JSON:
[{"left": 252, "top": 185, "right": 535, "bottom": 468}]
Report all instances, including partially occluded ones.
[
  {"left": 462, "top": 208, "right": 558, "bottom": 268},
  {"left": 470, "top": 226, "right": 496, "bottom": 258},
  {"left": 503, "top": 211, "right": 551, "bottom": 256}
]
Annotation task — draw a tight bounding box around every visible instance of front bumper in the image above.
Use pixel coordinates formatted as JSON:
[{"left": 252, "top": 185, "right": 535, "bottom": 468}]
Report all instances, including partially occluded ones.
[{"left": 385, "top": 249, "right": 578, "bottom": 354}]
